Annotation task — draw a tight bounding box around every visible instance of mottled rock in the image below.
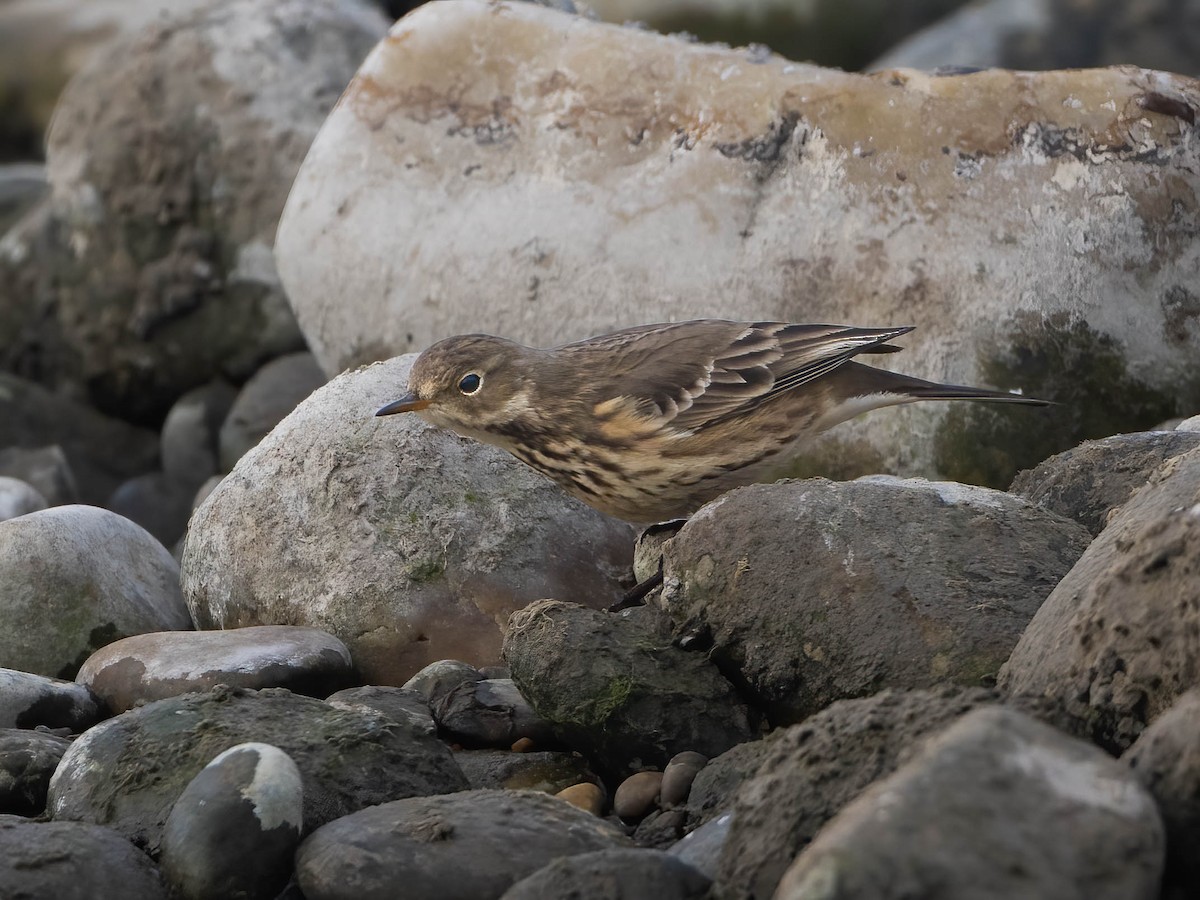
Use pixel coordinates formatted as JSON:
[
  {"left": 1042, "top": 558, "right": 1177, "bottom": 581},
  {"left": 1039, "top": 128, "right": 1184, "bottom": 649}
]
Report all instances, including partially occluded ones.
[
  {"left": 402, "top": 659, "right": 483, "bottom": 705},
  {"left": 218, "top": 352, "right": 326, "bottom": 471},
  {"left": 295, "top": 789, "right": 630, "bottom": 900},
  {"left": 615, "top": 771, "right": 664, "bottom": 820},
  {"left": 1001, "top": 448, "right": 1200, "bottom": 751},
  {"left": 0, "top": 444, "right": 78, "bottom": 506},
  {"left": 455, "top": 749, "right": 596, "bottom": 793},
  {"left": 0, "top": 505, "right": 191, "bottom": 679},
  {"left": 500, "top": 847, "right": 710, "bottom": 900},
  {"left": 504, "top": 601, "right": 755, "bottom": 778},
  {"left": 47, "top": 686, "right": 467, "bottom": 852},
  {"left": 181, "top": 355, "right": 634, "bottom": 685},
  {"left": 663, "top": 477, "right": 1089, "bottom": 724},
  {"left": 160, "top": 743, "right": 303, "bottom": 900},
  {"left": 277, "top": 1, "right": 1200, "bottom": 486},
  {"left": 1124, "top": 690, "right": 1200, "bottom": 894},
  {"left": 0, "top": 0, "right": 388, "bottom": 422},
  {"left": 77, "top": 626, "right": 356, "bottom": 714},
  {"left": 1011, "top": 430, "right": 1200, "bottom": 535},
  {"left": 0, "top": 475, "right": 46, "bottom": 520},
  {"left": 0, "top": 815, "right": 166, "bottom": 900},
  {"left": 661, "top": 751, "right": 707, "bottom": 808},
  {"left": 773, "top": 707, "right": 1164, "bottom": 900},
  {"left": 325, "top": 685, "right": 435, "bottom": 734},
  {"left": 434, "top": 678, "right": 555, "bottom": 748},
  {"left": 0, "top": 668, "right": 104, "bottom": 731},
  {"left": 0, "top": 727, "right": 71, "bottom": 815}
]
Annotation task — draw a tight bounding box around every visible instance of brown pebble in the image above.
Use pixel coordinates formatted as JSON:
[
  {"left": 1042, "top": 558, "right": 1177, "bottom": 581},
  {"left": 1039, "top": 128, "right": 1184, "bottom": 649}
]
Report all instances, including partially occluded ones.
[
  {"left": 613, "top": 770, "right": 663, "bottom": 820},
  {"left": 511, "top": 737, "right": 535, "bottom": 752},
  {"left": 556, "top": 782, "right": 605, "bottom": 816},
  {"left": 661, "top": 751, "right": 708, "bottom": 808}
]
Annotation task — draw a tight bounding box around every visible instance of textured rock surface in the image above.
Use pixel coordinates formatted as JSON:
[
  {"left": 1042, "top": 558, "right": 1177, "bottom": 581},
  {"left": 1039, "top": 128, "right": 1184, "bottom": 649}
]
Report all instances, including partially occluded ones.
[
  {"left": 773, "top": 707, "right": 1164, "bottom": 900},
  {"left": 1001, "top": 448, "right": 1200, "bottom": 751},
  {"left": 181, "top": 355, "right": 634, "bottom": 685},
  {"left": 500, "top": 847, "right": 710, "bottom": 900},
  {"left": 662, "top": 477, "right": 1090, "bottom": 723},
  {"left": 0, "top": 505, "right": 191, "bottom": 679},
  {"left": 1010, "top": 430, "right": 1200, "bottom": 535},
  {"left": 0, "top": 727, "right": 72, "bottom": 816},
  {"left": 277, "top": 0, "right": 1200, "bottom": 486},
  {"left": 47, "top": 686, "right": 467, "bottom": 852},
  {"left": 296, "top": 789, "right": 630, "bottom": 900},
  {"left": 504, "top": 600, "right": 755, "bottom": 778},
  {"left": 0, "top": 668, "right": 105, "bottom": 731},
  {"left": 76, "top": 625, "right": 357, "bottom": 714}
]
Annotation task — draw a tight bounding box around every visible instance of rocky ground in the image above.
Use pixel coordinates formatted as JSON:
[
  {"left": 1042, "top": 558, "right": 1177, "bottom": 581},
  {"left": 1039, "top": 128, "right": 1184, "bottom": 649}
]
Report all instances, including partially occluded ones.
[{"left": 3, "top": 1, "right": 1200, "bottom": 899}]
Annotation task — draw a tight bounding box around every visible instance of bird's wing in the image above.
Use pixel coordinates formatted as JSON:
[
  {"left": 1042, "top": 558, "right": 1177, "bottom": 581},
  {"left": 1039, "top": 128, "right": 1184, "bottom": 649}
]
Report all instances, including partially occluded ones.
[{"left": 574, "top": 321, "right": 913, "bottom": 436}]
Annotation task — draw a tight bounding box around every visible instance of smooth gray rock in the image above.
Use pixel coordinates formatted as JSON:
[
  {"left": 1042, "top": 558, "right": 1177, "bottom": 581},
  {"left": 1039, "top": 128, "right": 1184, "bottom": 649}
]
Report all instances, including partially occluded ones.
[
  {"left": 295, "top": 788, "right": 630, "bottom": 900},
  {"left": 773, "top": 707, "right": 1164, "bottom": 900},
  {"left": 0, "top": 505, "right": 191, "bottom": 679},
  {"left": 0, "top": 444, "right": 79, "bottom": 506},
  {"left": 218, "top": 352, "right": 326, "bottom": 470},
  {"left": 0, "top": 475, "right": 47, "bottom": 520},
  {"left": 500, "top": 847, "right": 710, "bottom": 900},
  {"left": 663, "top": 477, "right": 1090, "bottom": 724},
  {"left": 0, "top": 668, "right": 105, "bottom": 731},
  {"left": 47, "top": 686, "right": 467, "bottom": 853},
  {"left": 77, "top": 625, "right": 357, "bottom": 714},
  {"left": 0, "top": 727, "right": 72, "bottom": 816}
]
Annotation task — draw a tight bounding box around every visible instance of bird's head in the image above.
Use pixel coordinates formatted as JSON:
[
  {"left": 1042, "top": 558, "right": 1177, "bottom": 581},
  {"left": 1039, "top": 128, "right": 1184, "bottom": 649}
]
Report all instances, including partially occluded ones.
[{"left": 375, "top": 334, "right": 534, "bottom": 438}]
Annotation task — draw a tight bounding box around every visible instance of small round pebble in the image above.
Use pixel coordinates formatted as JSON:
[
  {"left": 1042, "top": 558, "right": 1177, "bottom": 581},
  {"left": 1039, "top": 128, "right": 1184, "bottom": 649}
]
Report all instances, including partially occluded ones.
[
  {"left": 556, "top": 782, "right": 606, "bottom": 817},
  {"left": 512, "top": 737, "right": 535, "bottom": 753},
  {"left": 614, "top": 770, "right": 663, "bottom": 820},
  {"left": 661, "top": 751, "right": 708, "bottom": 808}
]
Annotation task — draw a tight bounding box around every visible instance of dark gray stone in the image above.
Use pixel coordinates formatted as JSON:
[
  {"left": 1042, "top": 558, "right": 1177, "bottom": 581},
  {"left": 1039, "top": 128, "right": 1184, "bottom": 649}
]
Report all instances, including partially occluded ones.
[
  {"left": 106, "top": 471, "right": 198, "bottom": 548},
  {"left": 504, "top": 600, "right": 755, "bottom": 780},
  {"left": 500, "top": 848, "right": 710, "bottom": 900},
  {"left": 0, "top": 668, "right": 105, "bottom": 731},
  {"left": 161, "top": 380, "right": 237, "bottom": 489},
  {"left": 325, "top": 685, "right": 435, "bottom": 734},
  {"left": 47, "top": 686, "right": 467, "bottom": 853},
  {"left": 684, "top": 739, "right": 769, "bottom": 830},
  {"left": 663, "top": 477, "right": 1091, "bottom": 724},
  {"left": 434, "top": 677, "right": 555, "bottom": 748},
  {"left": 295, "top": 788, "right": 630, "bottom": 900},
  {"left": 0, "top": 727, "right": 72, "bottom": 816}
]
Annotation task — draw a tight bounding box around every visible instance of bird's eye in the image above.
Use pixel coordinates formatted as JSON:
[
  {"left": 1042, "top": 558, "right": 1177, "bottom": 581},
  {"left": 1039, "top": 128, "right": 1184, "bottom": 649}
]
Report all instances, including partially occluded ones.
[{"left": 458, "top": 373, "right": 482, "bottom": 395}]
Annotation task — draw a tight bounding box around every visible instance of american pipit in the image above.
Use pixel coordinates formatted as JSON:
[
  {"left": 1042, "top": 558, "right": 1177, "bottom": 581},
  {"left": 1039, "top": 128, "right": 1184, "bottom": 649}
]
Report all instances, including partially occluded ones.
[{"left": 376, "top": 320, "right": 1047, "bottom": 523}]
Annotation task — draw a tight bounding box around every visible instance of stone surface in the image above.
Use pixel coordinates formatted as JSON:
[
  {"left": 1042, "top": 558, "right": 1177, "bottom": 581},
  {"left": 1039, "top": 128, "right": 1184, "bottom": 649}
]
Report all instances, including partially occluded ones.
[
  {"left": 218, "top": 352, "right": 327, "bottom": 470},
  {"left": 614, "top": 771, "right": 664, "bottom": 820},
  {"left": 0, "top": 505, "right": 191, "bottom": 679},
  {"left": 773, "top": 707, "right": 1164, "bottom": 900},
  {"left": 684, "top": 738, "right": 771, "bottom": 829},
  {"left": 0, "top": 374, "right": 158, "bottom": 505},
  {"left": 0, "top": 727, "right": 71, "bottom": 816},
  {"left": 325, "top": 684, "right": 436, "bottom": 734},
  {"left": 557, "top": 781, "right": 606, "bottom": 816},
  {"left": 504, "top": 600, "right": 755, "bottom": 778},
  {"left": 454, "top": 749, "right": 597, "bottom": 794},
  {"left": 663, "top": 477, "right": 1090, "bottom": 724},
  {"left": 433, "top": 677, "right": 555, "bottom": 749},
  {"left": 712, "top": 687, "right": 998, "bottom": 898},
  {"left": 77, "top": 625, "right": 357, "bottom": 714},
  {"left": 1179, "top": 414, "right": 1200, "bottom": 432},
  {"left": 106, "top": 471, "right": 197, "bottom": 548},
  {"left": 403, "top": 659, "right": 483, "bottom": 706},
  {"left": 1124, "top": 689, "right": 1200, "bottom": 894},
  {"left": 1000, "top": 448, "right": 1200, "bottom": 752},
  {"left": 47, "top": 686, "right": 467, "bottom": 853},
  {"left": 181, "top": 355, "right": 634, "bottom": 686},
  {"left": 160, "top": 742, "right": 303, "bottom": 900},
  {"left": 296, "top": 788, "right": 630, "bottom": 900},
  {"left": 0, "top": 475, "right": 46, "bottom": 520},
  {"left": 0, "top": 444, "right": 79, "bottom": 506},
  {"left": 0, "top": 668, "right": 104, "bottom": 731},
  {"left": 161, "top": 380, "right": 238, "bottom": 490},
  {"left": 0, "top": 0, "right": 389, "bottom": 422},
  {"left": 0, "top": 815, "right": 167, "bottom": 900},
  {"left": 500, "top": 847, "right": 710, "bottom": 900},
  {"left": 661, "top": 751, "right": 707, "bottom": 808},
  {"left": 277, "top": 1, "right": 1200, "bottom": 487},
  {"left": 1010, "top": 430, "right": 1200, "bottom": 535}
]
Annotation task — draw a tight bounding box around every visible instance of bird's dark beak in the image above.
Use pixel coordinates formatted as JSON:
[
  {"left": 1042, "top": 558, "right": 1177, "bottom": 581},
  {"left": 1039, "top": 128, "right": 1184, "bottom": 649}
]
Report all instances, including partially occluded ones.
[{"left": 375, "top": 393, "right": 431, "bottom": 416}]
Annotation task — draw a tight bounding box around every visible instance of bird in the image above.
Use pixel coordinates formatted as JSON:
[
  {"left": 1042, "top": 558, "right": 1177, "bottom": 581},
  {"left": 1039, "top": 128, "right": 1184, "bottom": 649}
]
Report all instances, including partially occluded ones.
[{"left": 375, "top": 320, "right": 1048, "bottom": 524}]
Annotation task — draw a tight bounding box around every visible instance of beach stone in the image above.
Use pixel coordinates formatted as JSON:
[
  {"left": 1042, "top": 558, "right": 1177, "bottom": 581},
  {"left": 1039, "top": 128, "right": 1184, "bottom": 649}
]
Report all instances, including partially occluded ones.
[
  {"left": 0, "top": 475, "right": 46, "bottom": 520},
  {"left": 504, "top": 600, "right": 755, "bottom": 779},
  {"left": 161, "top": 380, "right": 238, "bottom": 490},
  {"left": 557, "top": 781, "right": 606, "bottom": 816},
  {"left": 402, "top": 659, "right": 483, "bottom": 704},
  {"left": 325, "top": 685, "right": 435, "bottom": 734},
  {"left": 0, "top": 445, "right": 79, "bottom": 506},
  {"left": 76, "top": 625, "right": 356, "bottom": 714},
  {"left": 160, "top": 742, "right": 303, "bottom": 900},
  {"left": 295, "top": 788, "right": 630, "bottom": 900},
  {"left": 47, "top": 686, "right": 467, "bottom": 853},
  {"left": 1178, "top": 414, "right": 1200, "bottom": 432},
  {"left": 218, "top": 352, "right": 326, "bottom": 470},
  {"left": 106, "top": 471, "right": 197, "bottom": 548},
  {"left": 0, "top": 815, "right": 166, "bottom": 900},
  {"left": 0, "top": 505, "right": 190, "bottom": 679},
  {"left": 1124, "top": 689, "right": 1200, "bottom": 895},
  {"left": 684, "top": 739, "right": 771, "bottom": 829},
  {"left": 1000, "top": 448, "right": 1200, "bottom": 752},
  {"left": 276, "top": 0, "right": 1200, "bottom": 488},
  {"left": 500, "top": 847, "right": 710, "bottom": 900},
  {"left": 455, "top": 749, "right": 597, "bottom": 794},
  {"left": 0, "top": 727, "right": 72, "bottom": 816},
  {"left": 614, "top": 771, "right": 664, "bottom": 820},
  {"left": 663, "top": 477, "right": 1090, "bottom": 724},
  {"left": 661, "top": 751, "right": 707, "bottom": 808},
  {"left": 0, "top": 0, "right": 389, "bottom": 422},
  {"left": 181, "top": 355, "right": 634, "bottom": 686},
  {"left": 433, "top": 677, "right": 555, "bottom": 749},
  {"left": 0, "top": 668, "right": 104, "bottom": 731},
  {"left": 773, "top": 707, "right": 1164, "bottom": 900},
  {"left": 1010, "top": 430, "right": 1200, "bottom": 535}
]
